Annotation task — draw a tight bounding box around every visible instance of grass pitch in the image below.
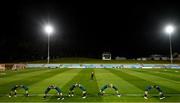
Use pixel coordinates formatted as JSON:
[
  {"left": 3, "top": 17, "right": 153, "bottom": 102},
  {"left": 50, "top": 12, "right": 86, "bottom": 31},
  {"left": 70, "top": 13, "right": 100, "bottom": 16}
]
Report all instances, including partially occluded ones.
[{"left": 0, "top": 68, "right": 180, "bottom": 102}]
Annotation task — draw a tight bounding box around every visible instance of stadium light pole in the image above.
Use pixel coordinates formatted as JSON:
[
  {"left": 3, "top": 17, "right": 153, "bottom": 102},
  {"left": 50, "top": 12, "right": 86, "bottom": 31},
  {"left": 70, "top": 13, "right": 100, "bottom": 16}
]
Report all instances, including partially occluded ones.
[
  {"left": 44, "top": 24, "right": 54, "bottom": 64},
  {"left": 164, "top": 24, "right": 175, "bottom": 64}
]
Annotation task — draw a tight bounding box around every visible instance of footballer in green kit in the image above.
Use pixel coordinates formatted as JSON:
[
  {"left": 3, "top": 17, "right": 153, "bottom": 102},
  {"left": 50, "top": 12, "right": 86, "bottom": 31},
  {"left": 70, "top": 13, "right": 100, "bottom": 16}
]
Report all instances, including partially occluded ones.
[
  {"left": 68, "top": 83, "right": 87, "bottom": 99},
  {"left": 98, "top": 84, "right": 121, "bottom": 97},
  {"left": 9, "top": 85, "right": 29, "bottom": 98},
  {"left": 144, "top": 85, "right": 165, "bottom": 100},
  {"left": 43, "top": 85, "right": 64, "bottom": 100}
]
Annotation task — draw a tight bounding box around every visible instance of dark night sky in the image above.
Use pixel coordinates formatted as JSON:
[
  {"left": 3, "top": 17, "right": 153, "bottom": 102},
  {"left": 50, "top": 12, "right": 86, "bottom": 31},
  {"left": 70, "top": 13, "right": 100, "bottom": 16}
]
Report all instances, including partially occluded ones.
[{"left": 1, "top": 1, "right": 180, "bottom": 60}]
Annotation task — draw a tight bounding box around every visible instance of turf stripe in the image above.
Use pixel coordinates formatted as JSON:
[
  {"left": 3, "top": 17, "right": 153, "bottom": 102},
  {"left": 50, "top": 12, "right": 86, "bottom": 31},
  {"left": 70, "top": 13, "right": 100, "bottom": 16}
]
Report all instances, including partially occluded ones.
[
  {"left": 1, "top": 93, "right": 180, "bottom": 96},
  {"left": 59, "top": 68, "right": 103, "bottom": 102},
  {"left": 122, "top": 69, "right": 180, "bottom": 93},
  {"left": 1, "top": 68, "right": 180, "bottom": 102},
  {"left": 106, "top": 69, "right": 148, "bottom": 93},
  {"left": 158, "top": 69, "right": 180, "bottom": 75},
  {"left": 29, "top": 69, "right": 81, "bottom": 93},
  {"left": 0, "top": 69, "right": 71, "bottom": 94},
  {"left": 106, "top": 68, "right": 180, "bottom": 102},
  {"left": 133, "top": 69, "right": 180, "bottom": 82},
  {"left": 0, "top": 69, "right": 49, "bottom": 85},
  {"left": 0, "top": 69, "right": 44, "bottom": 78},
  {"left": 95, "top": 69, "right": 146, "bottom": 102},
  {"left": 30, "top": 69, "right": 82, "bottom": 102},
  {"left": 0, "top": 69, "right": 77, "bottom": 102}
]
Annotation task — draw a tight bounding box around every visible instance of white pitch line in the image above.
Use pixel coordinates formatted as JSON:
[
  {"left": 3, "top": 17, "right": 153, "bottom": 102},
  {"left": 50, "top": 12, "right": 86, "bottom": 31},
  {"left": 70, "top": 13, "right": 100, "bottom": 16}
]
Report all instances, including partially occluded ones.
[{"left": 1, "top": 93, "right": 180, "bottom": 96}]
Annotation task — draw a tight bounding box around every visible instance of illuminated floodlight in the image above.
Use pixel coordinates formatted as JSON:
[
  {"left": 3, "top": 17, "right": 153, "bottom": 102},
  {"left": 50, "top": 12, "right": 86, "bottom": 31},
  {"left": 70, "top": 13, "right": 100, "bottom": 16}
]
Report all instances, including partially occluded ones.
[
  {"left": 163, "top": 24, "right": 176, "bottom": 64},
  {"left": 44, "top": 24, "right": 54, "bottom": 35},
  {"left": 43, "top": 23, "right": 55, "bottom": 64},
  {"left": 164, "top": 25, "right": 175, "bottom": 35}
]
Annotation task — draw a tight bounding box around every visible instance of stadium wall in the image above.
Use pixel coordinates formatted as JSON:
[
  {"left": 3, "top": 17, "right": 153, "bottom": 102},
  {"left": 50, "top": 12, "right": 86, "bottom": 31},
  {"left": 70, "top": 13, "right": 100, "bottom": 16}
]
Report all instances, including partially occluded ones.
[
  {"left": 0, "top": 64, "right": 26, "bottom": 71},
  {"left": 0, "top": 64, "right": 5, "bottom": 71},
  {"left": 26, "top": 64, "right": 180, "bottom": 69}
]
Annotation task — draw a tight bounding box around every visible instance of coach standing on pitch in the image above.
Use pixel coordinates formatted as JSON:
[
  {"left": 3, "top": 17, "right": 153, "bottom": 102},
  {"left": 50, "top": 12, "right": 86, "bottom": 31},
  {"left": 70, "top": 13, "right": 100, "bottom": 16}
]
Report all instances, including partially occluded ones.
[{"left": 90, "top": 72, "right": 94, "bottom": 80}]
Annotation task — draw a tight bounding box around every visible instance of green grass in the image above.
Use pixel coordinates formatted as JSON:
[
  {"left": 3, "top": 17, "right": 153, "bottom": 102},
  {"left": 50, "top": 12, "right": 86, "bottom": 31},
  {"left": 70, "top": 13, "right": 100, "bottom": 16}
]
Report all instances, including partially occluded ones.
[{"left": 0, "top": 68, "right": 180, "bottom": 102}]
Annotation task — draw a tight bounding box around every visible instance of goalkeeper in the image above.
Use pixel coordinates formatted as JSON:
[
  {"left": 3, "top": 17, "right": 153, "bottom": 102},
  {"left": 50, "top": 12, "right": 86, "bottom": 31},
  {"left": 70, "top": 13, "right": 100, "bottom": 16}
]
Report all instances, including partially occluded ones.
[
  {"left": 68, "top": 83, "right": 87, "bottom": 98},
  {"left": 144, "top": 85, "right": 165, "bottom": 100},
  {"left": 9, "top": 85, "right": 29, "bottom": 97},
  {"left": 98, "top": 84, "right": 121, "bottom": 97},
  {"left": 43, "top": 85, "right": 64, "bottom": 100}
]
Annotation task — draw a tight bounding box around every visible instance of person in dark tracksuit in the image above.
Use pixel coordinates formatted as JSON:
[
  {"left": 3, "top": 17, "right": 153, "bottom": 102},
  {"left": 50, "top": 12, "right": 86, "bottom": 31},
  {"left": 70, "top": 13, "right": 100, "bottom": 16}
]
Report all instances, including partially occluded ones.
[{"left": 90, "top": 72, "right": 94, "bottom": 80}]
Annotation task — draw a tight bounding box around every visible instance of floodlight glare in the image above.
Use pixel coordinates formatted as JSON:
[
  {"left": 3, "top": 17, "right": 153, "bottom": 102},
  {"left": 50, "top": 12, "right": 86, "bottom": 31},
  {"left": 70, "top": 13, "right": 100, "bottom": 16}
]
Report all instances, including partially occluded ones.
[
  {"left": 163, "top": 24, "right": 176, "bottom": 64},
  {"left": 43, "top": 23, "right": 55, "bottom": 64},
  {"left": 164, "top": 25, "right": 175, "bottom": 35},
  {"left": 44, "top": 24, "right": 54, "bottom": 35}
]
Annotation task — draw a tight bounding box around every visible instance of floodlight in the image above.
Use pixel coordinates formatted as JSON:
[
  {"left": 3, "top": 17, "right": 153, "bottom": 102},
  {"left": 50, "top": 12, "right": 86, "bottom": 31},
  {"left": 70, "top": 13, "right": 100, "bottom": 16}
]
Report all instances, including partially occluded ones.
[
  {"left": 163, "top": 24, "right": 176, "bottom": 64},
  {"left": 43, "top": 23, "right": 55, "bottom": 64},
  {"left": 164, "top": 25, "right": 175, "bottom": 35},
  {"left": 44, "top": 24, "right": 54, "bottom": 35}
]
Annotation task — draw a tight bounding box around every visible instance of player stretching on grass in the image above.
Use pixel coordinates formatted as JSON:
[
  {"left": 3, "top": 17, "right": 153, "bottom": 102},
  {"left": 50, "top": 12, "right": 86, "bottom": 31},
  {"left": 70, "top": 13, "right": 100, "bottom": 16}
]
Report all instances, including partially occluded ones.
[
  {"left": 9, "top": 85, "right": 29, "bottom": 98},
  {"left": 43, "top": 85, "right": 64, "bottom": 100},
  {"left": 144, "top": 85, "right": 165, "bottom": 100},
  {"left": 68, "top": 83, "right": 87, "bottom": 98},
  {"left": 98, "top": 84, "right": 121, "bottom": 97}
]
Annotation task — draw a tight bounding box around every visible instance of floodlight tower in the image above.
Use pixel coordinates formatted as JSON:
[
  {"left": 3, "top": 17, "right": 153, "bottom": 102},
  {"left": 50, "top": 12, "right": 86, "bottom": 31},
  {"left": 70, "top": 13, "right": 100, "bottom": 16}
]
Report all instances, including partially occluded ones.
[
  {"left": 164, "top": 24, "right": 175, "bottom": 64},
  {"left": 44, "top": 24, "right": 54, "bottom": 64}
]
